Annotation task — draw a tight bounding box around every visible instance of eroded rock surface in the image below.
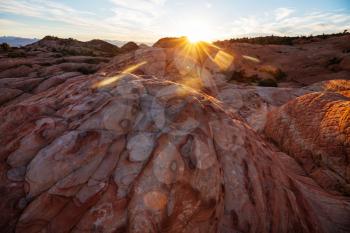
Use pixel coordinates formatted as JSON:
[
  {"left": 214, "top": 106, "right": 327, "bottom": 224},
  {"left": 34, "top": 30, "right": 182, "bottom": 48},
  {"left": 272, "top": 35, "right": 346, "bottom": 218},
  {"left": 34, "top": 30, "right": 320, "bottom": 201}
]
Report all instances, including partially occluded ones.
[
  {"left": 265, "top": 90, "right": 350, "bottom": 195},
  {"left": 216, "top": 35, "right": 350, "bottom": 85},
  {"left": 0, "top": 73, "right": 349, "bottom": 232},
  {"left": 0, "top": 36, "right": 350, "bottom": 233}
]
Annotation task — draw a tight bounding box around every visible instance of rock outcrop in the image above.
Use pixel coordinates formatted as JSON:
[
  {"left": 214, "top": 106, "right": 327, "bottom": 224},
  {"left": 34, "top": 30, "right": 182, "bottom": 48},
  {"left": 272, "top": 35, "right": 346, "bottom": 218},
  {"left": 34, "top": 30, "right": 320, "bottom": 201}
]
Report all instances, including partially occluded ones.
[
  {"left": 1, "top": 74, "right": 350, "bottom": 233},
  {"left": 216, "top": 34, "right": 350, "bottom": 85},
  {"left": 264, "top": 86, "right": 350, "bottom": 195},
  {"left": 31, "top": 36, "right": 121, "bottom": 57},
  {"left": 0, "top": 36, "right": 141, "bottom": 107},
  {"left": 0, "top": 35, "right": 350, "bottom": 233}
]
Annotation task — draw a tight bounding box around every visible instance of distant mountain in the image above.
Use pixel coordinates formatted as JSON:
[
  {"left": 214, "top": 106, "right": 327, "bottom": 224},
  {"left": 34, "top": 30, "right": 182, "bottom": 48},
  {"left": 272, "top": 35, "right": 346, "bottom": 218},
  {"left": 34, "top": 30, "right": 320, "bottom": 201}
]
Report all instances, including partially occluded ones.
[
  {"left": 104, "top": 40, "right": 130, "bottom": 47},
  {"left": 105, "top": 39, "right": 153, "bottom": 47},
  {"left": 0, "top": 36, "right": 152, "bottom": 48},
  {"left": 0, "top": 36, "right": 39, "bottom": 47}
]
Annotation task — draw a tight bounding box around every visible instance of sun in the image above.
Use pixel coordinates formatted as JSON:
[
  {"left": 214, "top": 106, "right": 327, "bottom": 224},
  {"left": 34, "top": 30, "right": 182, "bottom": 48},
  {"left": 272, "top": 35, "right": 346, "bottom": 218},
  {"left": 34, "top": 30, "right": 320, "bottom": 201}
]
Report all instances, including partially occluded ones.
[
  {"left": 187, "top": 34, "right": 205, "bottom": 43},
  {"left": 177, "top": 19, "right": 214, "bottom": 43}
]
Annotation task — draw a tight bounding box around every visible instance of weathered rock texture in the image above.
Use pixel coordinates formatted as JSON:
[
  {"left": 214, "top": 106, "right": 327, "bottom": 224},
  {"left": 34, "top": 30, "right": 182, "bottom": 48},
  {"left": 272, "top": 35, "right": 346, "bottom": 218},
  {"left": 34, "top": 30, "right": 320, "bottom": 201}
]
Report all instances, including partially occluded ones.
[
  {"left": 0, "top": 35, "right": 349, "bottom": 233},
  {"left": 0, "top": 75, "right": 349, "bottom": 233},
  {"left": 0, "top": 36, "right": 141, "bottom": 107},
  {"left": 215, "top": 34, "right": 350, "bottom": 85},
  {"left": 265, "top": 88, "right": 350, "bottom": 195}
]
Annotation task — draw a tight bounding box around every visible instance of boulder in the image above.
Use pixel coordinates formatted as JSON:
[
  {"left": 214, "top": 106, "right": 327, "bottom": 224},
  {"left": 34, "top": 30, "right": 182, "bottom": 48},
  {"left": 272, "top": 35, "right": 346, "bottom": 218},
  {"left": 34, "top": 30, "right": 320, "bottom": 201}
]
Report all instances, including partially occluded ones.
[
  {"left": 0, "top": 74, "right": 349, "bottom": 232},
  {"left": 265, "top": 92, "right": 350, "bottom": 194}
]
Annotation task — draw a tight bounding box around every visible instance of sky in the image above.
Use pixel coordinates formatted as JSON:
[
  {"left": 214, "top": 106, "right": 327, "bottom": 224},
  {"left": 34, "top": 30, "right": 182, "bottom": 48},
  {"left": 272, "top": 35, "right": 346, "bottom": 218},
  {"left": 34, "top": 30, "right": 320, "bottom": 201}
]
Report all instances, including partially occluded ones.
[{"left": 0, "top": 0, "right": 349, "bottom": 43}]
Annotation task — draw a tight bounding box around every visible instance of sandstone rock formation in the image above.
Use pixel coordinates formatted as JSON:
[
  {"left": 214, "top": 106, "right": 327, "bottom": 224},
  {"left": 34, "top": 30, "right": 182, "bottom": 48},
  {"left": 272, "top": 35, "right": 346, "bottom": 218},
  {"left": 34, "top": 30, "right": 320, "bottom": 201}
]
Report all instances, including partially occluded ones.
[
  {"left": 30, "top": 36, "right": 120, "bottom": 57},
  {"left": 0, "top": 35, "right": 349, "bottom": 233},
  {"left": 1, "top": 75, "right": 349, "bottom": 233},
  {"left": 0, "top": 36, "right": 140, "bottom": 107},
  {"left": 264, "top": 84, "right": 350, "bottom": 195},
  {"left": 216, "top": 34, "right": 350, "bottom": 85}
]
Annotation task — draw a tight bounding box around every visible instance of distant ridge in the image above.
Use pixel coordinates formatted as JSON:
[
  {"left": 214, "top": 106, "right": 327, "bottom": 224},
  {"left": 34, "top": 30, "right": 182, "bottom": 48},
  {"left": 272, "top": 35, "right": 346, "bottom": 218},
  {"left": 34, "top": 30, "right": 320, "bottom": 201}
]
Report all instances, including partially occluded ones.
[
  {"left": 0, "top": 36, "right": 152, "bottom": 48},
  {"left": 0, "top": 36, "right": 38, "bottom": 47},
  {"left": 215, "top": 31, "right": 350, "bottom": 46},
  {"left": 105, "top": 39, "right": 153, "bottom": 47}
]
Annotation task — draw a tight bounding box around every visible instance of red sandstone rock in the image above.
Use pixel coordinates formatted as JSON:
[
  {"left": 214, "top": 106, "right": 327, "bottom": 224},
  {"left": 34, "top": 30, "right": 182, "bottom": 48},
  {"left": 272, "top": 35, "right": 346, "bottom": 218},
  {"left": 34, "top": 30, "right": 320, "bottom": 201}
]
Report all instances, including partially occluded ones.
[
  {"left": 0, "top": 36, "right": 349, "bottom": 233},
  {"left": 0, "top": 74, "right": 349, "bottom": 232},
  {"left": 264, "top": 91, "right": 350, "bottom": 195}
]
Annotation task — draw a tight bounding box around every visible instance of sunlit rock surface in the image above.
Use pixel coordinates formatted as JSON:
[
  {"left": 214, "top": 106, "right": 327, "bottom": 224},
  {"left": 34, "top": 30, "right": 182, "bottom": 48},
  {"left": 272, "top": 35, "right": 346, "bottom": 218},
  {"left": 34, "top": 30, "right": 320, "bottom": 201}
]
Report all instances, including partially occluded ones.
[
  {"left": 0, "top": 35, "right": 350, "bottom": 232},
  {"left": 216, "top": 34, "right": 350, "bottom": 85}
]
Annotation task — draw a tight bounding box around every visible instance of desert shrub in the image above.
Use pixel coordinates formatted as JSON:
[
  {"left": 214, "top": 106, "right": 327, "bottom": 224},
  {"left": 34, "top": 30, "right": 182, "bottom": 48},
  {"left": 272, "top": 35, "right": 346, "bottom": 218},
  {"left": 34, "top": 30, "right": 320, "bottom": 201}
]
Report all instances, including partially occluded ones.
[
  {"left": 40, "top": 62, "right": 52, "bottom": 66},
  {"left": 273, "top": 69, "right": 287, "bottom": 81},
  {"left": 0, "top": 43, "right": 10, "bottom": 51},
  {"left": 230, "top": 70, "right": 246, "bottom": 82},
  {"left": 7, "top": 51, "right": 26, "bottom": 58},
  {"left": 52, "top": 53, "right": 63, "bottom": 58},
  {"left": 60, "top": 38, "right": 77, "bottom": 46},
  {"left": 77, "top": 66, "right": 97, "bottom": 75},
  {"left": 82, "top": 50, "right": 96, "bottom": 57},
  {"left": 327, "top": 57, "right": 342, "bottom": 66},
  {"left": 214, "top": 31, "right": 350, "bottom": 46},
  {"left": 43, "top": 35, "right": 59, "bottom": 41},
  {"left": 216, "top": 36, "right": 297, "bottom": 46},
  {"left": 229, "top": 70, "right": 258, "bottom": 83},
  {"left": 85, "top": 58, "right": 108, "bottom": 64},
  {"left": 258, "top": 79, "right": 278, "bottom": 87},
  {"left": 259, "top": 66, "right": 287, "bottom": 81},
  {"left": 60, "top": 48, "right": 78, "bottom": 56}
]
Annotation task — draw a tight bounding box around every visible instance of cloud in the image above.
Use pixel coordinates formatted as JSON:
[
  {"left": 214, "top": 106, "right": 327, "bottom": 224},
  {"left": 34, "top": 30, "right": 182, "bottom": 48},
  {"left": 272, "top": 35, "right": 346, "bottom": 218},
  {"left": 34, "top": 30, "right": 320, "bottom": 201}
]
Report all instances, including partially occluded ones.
[
  {"left": 108, "top": 0, "right": 166, "bottom": 24},
  {"left": 1, "top": 1, "right": 349, "bottom": 42},
  {"left": 104, "top": 0, "right": 168, "bottom": 40},
  {"left": 109, "top": 0, "right": 166, "bottom": 12},
  {"left": 228, "top": 9, "right": 350, "bottom": 37},
  {"left": 0, "top": 0, "right": 96, "bottom": 27},
  {"left": 275, "top": 8, "right": 294, "bottom": 21},
  {"left": 0, "top": 0, "right": 168, "bottom": 41}
]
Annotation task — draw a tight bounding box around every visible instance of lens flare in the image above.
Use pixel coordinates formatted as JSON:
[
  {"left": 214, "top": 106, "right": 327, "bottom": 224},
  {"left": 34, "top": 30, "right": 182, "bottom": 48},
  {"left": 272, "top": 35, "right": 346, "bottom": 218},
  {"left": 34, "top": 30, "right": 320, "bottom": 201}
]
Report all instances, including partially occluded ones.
[
  {"left": 93, "top": 61, "right": 147, "bottom": 88},
  {"left": 178, "top": 19, "right": 214, "bottom": 43}
]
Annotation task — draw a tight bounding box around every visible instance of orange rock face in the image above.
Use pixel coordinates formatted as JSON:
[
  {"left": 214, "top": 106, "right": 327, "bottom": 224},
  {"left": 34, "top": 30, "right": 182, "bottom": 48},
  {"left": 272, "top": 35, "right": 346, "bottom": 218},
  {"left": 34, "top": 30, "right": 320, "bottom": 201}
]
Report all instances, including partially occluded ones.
[
  {"left": 0, "top": 75, "right": 349, "bottom": 233},
  {"left": 0, "top": 36, "right": 350, "bottom": 233},
  {"left": 265, "top": 90, "right": 350, "bottom": 195}
]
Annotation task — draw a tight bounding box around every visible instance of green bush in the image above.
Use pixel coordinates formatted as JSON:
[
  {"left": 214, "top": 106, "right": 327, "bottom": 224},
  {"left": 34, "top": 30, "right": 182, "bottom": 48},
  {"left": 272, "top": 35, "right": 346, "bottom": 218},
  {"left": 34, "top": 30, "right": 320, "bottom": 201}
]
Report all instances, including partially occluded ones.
[
  {"left": 77, "top": 66, "right": 97, "bottom": 75},
  {"left": 229, "top": 70, "right": 258, "bottom": 83},
  {"left": 327, "top": 57, "right": 342, "bottom": 66},
  {"left": 43, "top": 35, "right": 59, "bottom": 41},
  {"left": 7, "top": 51, "right": 26, "bottom": 58},
  {"left": 214, "top": 31, "right": 350, "bottom": 46},
  {"left": 258, "top": 79, "right": 278, "bottom": 87},
  {"left": 60, "top": 48, "right": 78, "bottom": 56},
  {"left": 273, "top": 69, "right": 287, "bottom": 81},
  {"left": 0, "top": 43, "right": 10, "bottom": 51}
]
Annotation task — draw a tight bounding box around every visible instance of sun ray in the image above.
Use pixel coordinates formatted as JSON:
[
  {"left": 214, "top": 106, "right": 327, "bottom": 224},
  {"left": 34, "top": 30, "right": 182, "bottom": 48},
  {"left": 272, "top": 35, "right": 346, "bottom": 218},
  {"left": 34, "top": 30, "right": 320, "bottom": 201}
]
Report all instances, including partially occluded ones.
[{"left": 93, "top": 61, "right": 147, "bottom": 88}]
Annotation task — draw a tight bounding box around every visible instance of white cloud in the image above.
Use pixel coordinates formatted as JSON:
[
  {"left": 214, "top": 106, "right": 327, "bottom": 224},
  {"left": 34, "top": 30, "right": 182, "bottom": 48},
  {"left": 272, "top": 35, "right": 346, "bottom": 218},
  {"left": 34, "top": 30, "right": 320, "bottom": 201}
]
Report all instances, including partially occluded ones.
[
  {"left": 0, "top": 0, "right": 96, "bottom": 27},
  {"left": 106, "top": 0, "right": 166, "bottom": 27},
  {"left": 275, "top": 8, "right": 295, "bottom": 21},
  {"left": 0, "top": 0, "right": 168, "bottom": 41},
  {"left": 205, "top": 2, "right": 212, "bottom": 9},
  {"left": 228, "top": 9, "right": 350, "bottom": 38},
  {"left": 0, "top": 1, "right": 349, "bottom": 42},
  {"left": 109, "top": 0, "right": 166, "bottom": 11}
]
